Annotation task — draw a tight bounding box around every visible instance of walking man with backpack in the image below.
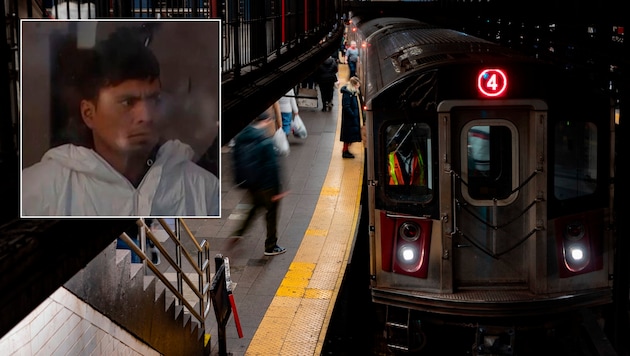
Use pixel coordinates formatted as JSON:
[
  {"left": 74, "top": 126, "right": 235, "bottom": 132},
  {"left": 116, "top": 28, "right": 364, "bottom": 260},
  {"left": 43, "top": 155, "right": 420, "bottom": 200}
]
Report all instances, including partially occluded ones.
[{"left": 231, "top": 108, "right": 288, "bottom": 256}]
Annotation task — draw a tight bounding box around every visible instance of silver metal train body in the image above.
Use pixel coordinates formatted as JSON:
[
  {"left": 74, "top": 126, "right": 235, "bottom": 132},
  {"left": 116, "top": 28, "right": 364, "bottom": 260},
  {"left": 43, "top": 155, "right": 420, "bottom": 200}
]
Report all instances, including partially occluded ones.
[{"left": 348, "top": 16, "right": 615, "bottom": 353}]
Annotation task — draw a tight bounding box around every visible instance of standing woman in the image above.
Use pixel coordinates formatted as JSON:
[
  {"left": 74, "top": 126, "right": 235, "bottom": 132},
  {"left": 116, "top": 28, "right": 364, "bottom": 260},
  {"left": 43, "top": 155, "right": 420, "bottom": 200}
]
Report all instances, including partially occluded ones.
[{"left": 340, "top": 76, "right": 363, "bottom": 159}]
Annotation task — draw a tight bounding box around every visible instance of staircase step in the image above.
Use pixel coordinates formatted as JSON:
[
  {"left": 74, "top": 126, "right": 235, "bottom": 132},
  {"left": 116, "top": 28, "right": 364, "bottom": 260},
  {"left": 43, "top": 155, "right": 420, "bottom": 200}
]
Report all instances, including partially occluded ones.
[
  {"left": 143, "top": 275, "right": 156, "bottom": 292},
  {"left": 129, "top": 262, "right": 143, "bottom": 280},
  {"left": 65, "top": 220, "right": 208, "bottom": 355},
  {"left": 115, "top": 248, "right": 132, "bottom": 265}
]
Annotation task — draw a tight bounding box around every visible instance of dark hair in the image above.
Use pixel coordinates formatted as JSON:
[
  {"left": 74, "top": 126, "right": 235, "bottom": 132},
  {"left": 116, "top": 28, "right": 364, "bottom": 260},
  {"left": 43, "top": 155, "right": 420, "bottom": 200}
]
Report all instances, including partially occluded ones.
[{"left": 79, "top": 27, "right": 160, "bottom": 101}]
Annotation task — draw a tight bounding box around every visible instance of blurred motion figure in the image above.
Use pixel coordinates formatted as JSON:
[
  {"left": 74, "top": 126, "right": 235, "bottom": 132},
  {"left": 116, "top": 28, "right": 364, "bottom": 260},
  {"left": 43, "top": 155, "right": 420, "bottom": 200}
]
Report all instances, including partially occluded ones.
[{"left": 231, "top": 109, "right": 288, "bottom": 256}]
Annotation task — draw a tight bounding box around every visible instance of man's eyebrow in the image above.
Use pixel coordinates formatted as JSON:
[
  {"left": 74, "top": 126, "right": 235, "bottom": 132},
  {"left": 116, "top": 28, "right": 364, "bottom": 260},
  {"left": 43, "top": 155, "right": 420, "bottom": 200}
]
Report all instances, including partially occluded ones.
[
  {"left": 145, "top": 91, "right": 162, "bottom": 99},
  {"left": 115, "top": 90, "right": 161, "bottom": 101}
]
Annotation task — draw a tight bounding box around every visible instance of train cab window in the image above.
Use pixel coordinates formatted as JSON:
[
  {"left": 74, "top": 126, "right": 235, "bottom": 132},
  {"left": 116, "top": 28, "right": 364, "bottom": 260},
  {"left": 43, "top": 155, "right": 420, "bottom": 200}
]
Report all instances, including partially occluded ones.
[
  {"left": 553, "top": 121, "right": 597, "bottom": 200},
  {"left": 384, "top": 123, "right": 432, "bottom": 204},
  {"left": 463, "top": 123, "right": 517, "bottom": 203}
]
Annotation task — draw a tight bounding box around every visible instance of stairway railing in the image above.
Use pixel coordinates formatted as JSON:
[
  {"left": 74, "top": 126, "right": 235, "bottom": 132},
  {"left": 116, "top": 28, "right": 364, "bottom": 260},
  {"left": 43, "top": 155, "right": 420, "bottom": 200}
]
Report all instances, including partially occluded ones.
[{"left": 118, "top": 218, "right": 212, "bottom": 331}]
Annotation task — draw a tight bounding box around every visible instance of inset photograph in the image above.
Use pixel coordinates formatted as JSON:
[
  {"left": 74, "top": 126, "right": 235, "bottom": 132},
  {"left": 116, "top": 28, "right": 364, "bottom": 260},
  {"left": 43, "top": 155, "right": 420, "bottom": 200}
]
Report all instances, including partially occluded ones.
[{"left": 20, "top": 19, "right": 221, "bottom": 217}]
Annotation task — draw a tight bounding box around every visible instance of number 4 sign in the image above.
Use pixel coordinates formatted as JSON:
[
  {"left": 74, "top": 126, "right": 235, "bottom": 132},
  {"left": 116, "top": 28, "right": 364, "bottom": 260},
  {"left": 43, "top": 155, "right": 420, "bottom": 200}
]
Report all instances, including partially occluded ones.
[{"left": 477, "top": 68, "right": 508, "bottom": 97}]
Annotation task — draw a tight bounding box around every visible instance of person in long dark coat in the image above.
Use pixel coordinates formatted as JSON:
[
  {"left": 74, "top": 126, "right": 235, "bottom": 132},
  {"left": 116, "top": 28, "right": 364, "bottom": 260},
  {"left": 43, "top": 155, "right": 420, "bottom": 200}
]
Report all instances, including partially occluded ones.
[
  {"left": 339, "top": 76, "right": 363, "bottom": 159},
  {"left": 315, "top": 56, "right": 338, "bottom": 111}
]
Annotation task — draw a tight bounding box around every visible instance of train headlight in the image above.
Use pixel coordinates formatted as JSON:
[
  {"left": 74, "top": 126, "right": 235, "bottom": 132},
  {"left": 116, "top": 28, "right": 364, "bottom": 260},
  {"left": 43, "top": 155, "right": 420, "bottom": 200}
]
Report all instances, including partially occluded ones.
[
  {"left": 380, "top": 212, "right": 432, "bottom": 278},
  {"left": 568, "top": 244, "right": 585, "bottom": 262},
  {"left": 562, "top": 221, "right": 589, "bottom": 271},
  {"left": 555, "top": 214, "right": 603, "bottom": 277},
  {"left": 563, "top": 241, "right": 589, "bottom": 272},
  {"left": 398, "top": 244, "right": 419, "bottom": 264}
]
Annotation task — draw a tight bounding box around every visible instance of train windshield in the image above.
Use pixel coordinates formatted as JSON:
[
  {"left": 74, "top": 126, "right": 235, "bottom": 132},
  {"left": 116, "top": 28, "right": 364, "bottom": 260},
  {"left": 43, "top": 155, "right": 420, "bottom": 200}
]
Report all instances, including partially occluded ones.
[
  {"left": 384, "top": 123, "right": 432, "bottom": 204},
  {"left": 553, "top": 121, "right": 598, "bottom": 199}
]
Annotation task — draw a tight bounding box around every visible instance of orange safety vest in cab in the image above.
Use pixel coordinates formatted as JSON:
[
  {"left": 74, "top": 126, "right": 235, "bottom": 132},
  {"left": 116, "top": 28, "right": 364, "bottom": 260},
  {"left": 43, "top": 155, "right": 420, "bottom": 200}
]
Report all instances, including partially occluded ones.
[{"left": 388, "top": 150, "right": 425, "bottom": 186}]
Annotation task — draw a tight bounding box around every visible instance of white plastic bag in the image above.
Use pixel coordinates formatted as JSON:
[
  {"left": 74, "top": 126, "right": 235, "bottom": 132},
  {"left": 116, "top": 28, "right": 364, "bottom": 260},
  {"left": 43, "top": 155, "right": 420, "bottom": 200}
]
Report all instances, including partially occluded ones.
[
  {"left": 291, "top": 114, "right": 308, "bottom": 139},
  {"left": 273, "top": 128, "right": 290, "bottom": 156}
]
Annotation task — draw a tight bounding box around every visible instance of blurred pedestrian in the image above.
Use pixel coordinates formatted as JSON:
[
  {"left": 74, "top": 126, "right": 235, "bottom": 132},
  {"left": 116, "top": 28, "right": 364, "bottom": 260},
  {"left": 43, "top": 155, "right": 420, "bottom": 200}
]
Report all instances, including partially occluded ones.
[
  {"left": 232, "top": 109, "right": 289, "bottom": 256},
  {"left": 316, "top": 56, "right": 338, "bottom": 112},
  {"left": 277, "top": 89, "right": 299, "bottom": 136},
  {"left": 272, "top": 101, "right": 282, "bottom": 134},
  {"left": 340, "top": 76, "right": 363, "bottom": 159},
  {"left": 339, "top": 33, "right": 348, "bottom": 63}
]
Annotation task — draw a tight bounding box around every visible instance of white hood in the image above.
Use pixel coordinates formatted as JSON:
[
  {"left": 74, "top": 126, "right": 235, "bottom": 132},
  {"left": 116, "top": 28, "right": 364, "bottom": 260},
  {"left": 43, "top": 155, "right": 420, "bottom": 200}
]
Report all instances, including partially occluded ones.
[{"left": 21, "top": 140, "right": 220, "bottom": 217}]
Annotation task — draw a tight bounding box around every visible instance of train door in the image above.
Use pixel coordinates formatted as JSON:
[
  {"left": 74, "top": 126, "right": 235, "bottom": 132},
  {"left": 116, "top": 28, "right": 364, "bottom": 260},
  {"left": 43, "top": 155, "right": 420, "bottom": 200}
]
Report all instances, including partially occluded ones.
[{"left": 437, "top": 100, "right": 548, "bottom": 290}]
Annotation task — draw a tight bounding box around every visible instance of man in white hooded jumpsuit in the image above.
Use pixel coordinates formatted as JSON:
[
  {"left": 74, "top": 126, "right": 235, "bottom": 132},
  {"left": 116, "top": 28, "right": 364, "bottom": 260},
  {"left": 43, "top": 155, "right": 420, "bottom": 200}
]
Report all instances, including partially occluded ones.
[{"left": 21, "top": 27, "right": 219, "bottom": 217}]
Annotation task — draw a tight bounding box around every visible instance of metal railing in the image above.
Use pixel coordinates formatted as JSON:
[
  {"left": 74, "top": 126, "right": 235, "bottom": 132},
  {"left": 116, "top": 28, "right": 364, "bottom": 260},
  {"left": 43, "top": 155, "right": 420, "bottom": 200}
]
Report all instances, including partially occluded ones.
[{"left": 119, "top": 218, "right": 212, "bottom": 331}]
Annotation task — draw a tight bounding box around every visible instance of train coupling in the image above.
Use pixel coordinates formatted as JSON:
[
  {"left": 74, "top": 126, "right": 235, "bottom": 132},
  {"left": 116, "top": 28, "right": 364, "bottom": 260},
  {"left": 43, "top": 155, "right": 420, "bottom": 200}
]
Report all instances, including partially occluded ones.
[{"left": 472, "top": 325, "right": 515, "bottom": 356}]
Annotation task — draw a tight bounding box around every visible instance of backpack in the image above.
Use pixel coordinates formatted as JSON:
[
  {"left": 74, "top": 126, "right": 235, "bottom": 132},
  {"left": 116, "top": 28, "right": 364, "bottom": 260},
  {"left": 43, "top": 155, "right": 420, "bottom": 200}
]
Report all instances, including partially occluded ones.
[{"left": 231, "top": 135, "right": 262, "bottom": 189}]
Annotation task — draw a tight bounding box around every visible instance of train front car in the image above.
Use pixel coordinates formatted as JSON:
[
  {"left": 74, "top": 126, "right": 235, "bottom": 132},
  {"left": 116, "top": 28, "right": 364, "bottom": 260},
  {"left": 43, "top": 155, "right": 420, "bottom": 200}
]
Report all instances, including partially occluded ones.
[{"left": 352, "top": 17, "right": 615, "bottom": 354}]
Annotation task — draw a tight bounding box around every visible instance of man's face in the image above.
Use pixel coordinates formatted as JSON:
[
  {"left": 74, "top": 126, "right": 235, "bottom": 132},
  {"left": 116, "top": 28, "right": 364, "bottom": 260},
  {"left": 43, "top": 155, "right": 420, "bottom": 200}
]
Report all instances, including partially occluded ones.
[{"left": 81, "top": 79, "right": 162, "bottom": 156}]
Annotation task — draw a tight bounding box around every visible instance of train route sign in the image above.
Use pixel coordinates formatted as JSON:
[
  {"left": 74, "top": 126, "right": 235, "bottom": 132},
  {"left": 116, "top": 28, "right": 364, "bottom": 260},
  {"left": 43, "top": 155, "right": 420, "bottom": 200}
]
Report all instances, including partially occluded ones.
[{"left": 477, "top": 68, "right": 508, "bottom": 97}]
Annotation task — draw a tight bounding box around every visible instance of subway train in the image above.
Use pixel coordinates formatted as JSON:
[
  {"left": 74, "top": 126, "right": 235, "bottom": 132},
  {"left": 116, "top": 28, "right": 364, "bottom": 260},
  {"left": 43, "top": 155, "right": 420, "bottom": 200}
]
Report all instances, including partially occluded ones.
[{"left": 347, "top": 17, "right": 616, "bottom": 354}]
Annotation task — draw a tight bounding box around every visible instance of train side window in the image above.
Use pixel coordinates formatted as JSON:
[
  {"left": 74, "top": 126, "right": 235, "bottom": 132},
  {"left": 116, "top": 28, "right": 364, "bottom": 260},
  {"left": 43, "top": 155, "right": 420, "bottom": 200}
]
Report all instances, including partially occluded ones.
[
  {"left": 384, "top": 123, "right": 432, "bottom": 204},
  {"left": 553, "top": 121, "right": 597, "bottom": 200},
  {"left": 464, "top": 124, "right": 515, "bottom": 202}
]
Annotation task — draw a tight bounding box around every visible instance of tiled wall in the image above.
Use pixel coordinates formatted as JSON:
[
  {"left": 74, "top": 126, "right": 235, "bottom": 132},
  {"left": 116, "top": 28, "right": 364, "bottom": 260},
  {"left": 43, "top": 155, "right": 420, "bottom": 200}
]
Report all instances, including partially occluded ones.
[{"left": 0, "top": 287, "right": 160, "bottom": 356}]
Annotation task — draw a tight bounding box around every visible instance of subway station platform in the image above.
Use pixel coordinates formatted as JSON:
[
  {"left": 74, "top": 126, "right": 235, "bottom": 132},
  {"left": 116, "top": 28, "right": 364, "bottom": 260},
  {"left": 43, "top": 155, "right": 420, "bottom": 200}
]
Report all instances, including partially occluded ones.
[{"left": 182, "top": 64, "right": 365, "bottom": 355}]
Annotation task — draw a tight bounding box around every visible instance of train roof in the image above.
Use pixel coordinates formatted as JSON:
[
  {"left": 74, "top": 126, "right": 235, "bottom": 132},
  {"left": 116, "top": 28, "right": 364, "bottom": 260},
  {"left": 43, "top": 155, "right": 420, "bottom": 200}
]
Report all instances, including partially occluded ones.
[{"left": 353, "top": 17, "right": 545, "bottom": 105}]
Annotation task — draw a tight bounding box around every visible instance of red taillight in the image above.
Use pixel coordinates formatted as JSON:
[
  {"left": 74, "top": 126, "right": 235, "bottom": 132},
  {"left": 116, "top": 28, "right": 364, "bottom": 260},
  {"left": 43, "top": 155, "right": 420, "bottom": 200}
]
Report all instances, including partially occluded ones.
[
  {"left": 562, "top": 221, "right": 590, "bottom": 273},
  {"left": 555, "top": 213, "right": 603, "bottom": 278},
  {"left": 380, "top": 212, "right": 431, "bottom": 278},
  {"left": 566, "top": 222, "right": 585, "bottom": 240},
  {"left": 400, "top": 222, "right": 420, "bottom": 241}
]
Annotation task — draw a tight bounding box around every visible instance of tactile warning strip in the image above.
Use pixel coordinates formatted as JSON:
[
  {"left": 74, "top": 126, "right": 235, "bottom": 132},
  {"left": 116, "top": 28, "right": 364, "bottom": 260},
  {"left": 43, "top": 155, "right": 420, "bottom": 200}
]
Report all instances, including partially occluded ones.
[{"left": 246, "top": 72, "right": 363, "bottom": 355}]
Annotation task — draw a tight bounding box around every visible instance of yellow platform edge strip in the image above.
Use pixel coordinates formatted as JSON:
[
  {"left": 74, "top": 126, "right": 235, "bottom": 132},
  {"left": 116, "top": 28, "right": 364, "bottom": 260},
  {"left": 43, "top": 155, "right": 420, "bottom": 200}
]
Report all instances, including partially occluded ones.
[{"left": 247, "top": 68, "right": 364, "bottom": 356}]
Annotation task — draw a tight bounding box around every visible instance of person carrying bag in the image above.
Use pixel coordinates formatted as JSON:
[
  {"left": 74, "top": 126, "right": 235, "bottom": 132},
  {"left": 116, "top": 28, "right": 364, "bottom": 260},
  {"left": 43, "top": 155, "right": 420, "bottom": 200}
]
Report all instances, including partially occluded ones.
[{"left": 291, "top": 114, "right": 308, "bottom": 139}]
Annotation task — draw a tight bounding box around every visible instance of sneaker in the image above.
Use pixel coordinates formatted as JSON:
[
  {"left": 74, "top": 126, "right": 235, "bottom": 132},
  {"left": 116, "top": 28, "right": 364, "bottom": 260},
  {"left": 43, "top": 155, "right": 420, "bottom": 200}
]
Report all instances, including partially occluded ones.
[
  {"left": 264, "top": 245, "right": 287, "bottom": 256},
  {"left": 230, "top": 229, "right": 244, "bottom": 238},
  {"left": 342, "top": 151, "right": 355, "bottom": 159}
]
